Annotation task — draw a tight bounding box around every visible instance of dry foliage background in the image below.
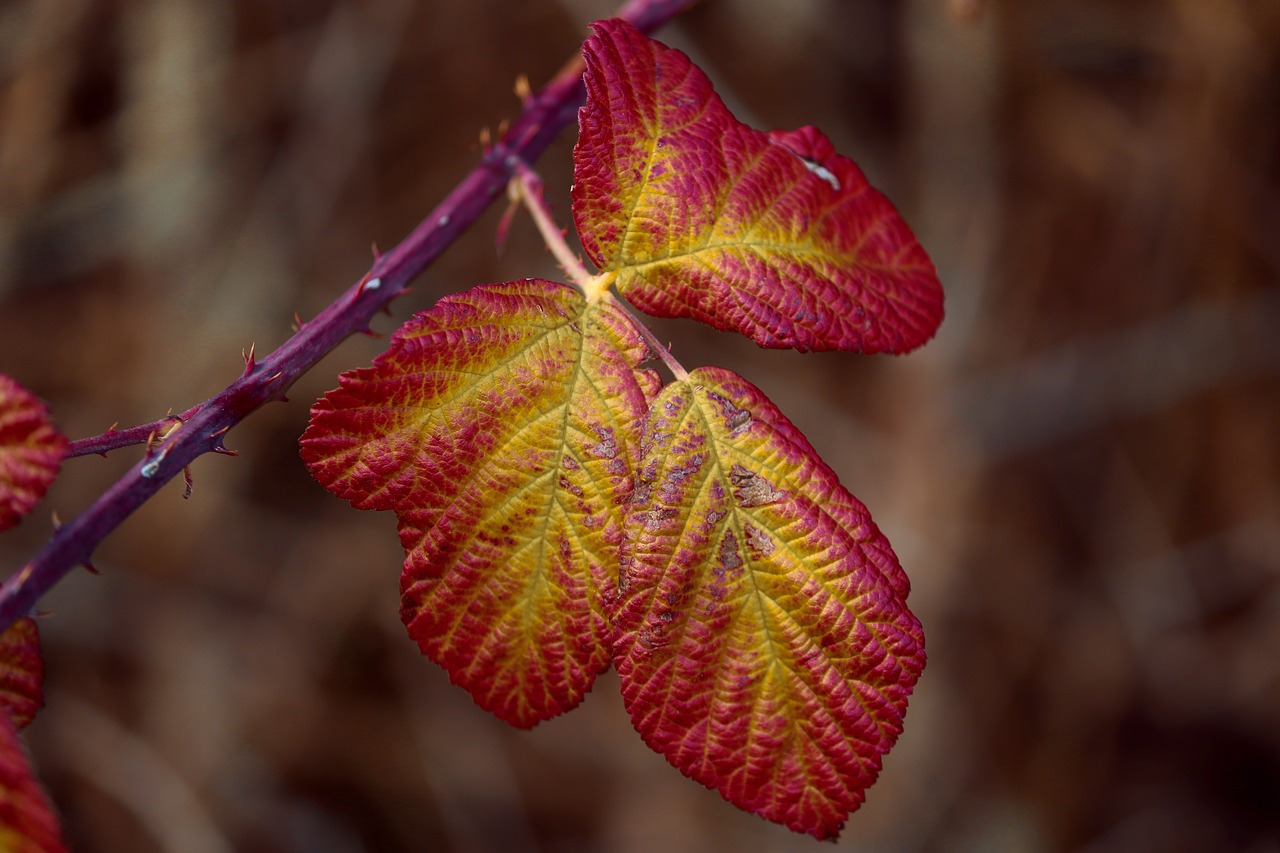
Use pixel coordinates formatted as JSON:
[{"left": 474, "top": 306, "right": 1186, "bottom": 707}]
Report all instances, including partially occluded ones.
[{"left": 2, "top": 0, "right": 1279, "bottom": 851}]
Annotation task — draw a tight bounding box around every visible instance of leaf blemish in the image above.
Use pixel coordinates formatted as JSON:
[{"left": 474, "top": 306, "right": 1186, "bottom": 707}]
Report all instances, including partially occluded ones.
[
  {"left": 592, "top": 429, "right": 618, "bottom": 458},
  {"left": 744, "top": 523, "right": 774, "bottom": 556},
  {"left": 718, "top": 529, "right": 743, "bottom": 572},
  {"left": 645, "top": 506, "right": 676, "bottom": 531},
  {"left": 729, "top": 464, "right": 784, "bottom": 507}
]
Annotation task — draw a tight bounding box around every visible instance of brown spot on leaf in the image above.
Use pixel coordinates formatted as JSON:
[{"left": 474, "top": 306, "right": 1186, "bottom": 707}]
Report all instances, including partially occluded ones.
[
  {"left": 719, "top": 529, "right": 743, "bottom": 571},
  {"left": 729, "top": 464, "right": 784, "bottom": 507},
  {"left": 744, "top": 523, "right": 774, "bottom": 556}
]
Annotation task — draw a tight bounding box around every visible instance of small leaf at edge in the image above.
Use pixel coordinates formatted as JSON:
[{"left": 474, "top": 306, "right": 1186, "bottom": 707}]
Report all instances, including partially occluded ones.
[{"left": 0, "top": 375, "right": 68, "bottom": 532}]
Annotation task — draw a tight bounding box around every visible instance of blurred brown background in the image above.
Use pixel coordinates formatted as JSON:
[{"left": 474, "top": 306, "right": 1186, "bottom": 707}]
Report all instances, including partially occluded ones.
[{"left": 2, "top": 0, "right": 1278, "bottom": 850}]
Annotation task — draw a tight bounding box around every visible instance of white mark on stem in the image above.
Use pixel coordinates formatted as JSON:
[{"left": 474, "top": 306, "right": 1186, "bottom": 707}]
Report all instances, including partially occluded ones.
[
  {"left": 365, "top": 277, "right": 382, "bottom": 291},
  {"left": 437, "top": 214, "right": 451, "bottom": 227}
]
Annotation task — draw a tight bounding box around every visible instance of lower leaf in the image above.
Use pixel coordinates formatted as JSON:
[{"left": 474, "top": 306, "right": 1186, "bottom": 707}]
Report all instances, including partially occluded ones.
[{"left": 613, "top": 366, "right": 924, "bottom": 839}]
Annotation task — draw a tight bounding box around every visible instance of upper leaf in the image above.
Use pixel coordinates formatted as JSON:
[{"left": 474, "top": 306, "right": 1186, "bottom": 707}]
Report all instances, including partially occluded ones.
[
  {"left": 613, "top": 366, "right": 924, "bottom": 839},
  {"left": 302, "top": 281, "right": 659, "bottom": 727},
  {"left": 0, "top": 618, "right": 65, "bottom": 853},
  {"left": 0, "top": 376, "right": 67, "bottom": 532},
  {"left": 573, "top": 19, "right": 943, "bottom": 353}
]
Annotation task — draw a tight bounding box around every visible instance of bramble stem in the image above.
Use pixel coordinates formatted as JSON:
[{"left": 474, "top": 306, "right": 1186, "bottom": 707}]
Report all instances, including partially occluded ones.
[
  {"left": 0, "top": 0, "right": 702, "bottom": 631},
  {"left": 66, "top": 411, "right": 197, "bottom": 459}
]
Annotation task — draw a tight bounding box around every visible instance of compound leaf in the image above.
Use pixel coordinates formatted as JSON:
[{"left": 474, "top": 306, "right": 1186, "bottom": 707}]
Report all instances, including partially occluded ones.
[
  {"left": 0, "top": 618, "right": 65, "bottom": 852},
  {"left": 0, "top": 376, "right": 67, "bottom": 532},
  {"left": 573, "top": 19, "right": 943, "bottom": 353},
  {"left": 613, "top": 366, "right": 924, "bottom": 838},
  {"left": 302, "top": 281, "right": 658, "bottom": 727}
]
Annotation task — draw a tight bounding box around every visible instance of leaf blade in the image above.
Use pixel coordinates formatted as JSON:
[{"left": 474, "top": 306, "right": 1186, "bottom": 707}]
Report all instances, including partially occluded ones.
[
  {"left": 302, "top": 281, "right": 658, "bottom": 727},
  {"left": 614, "top": 366, "right": 924, "bottom": 838},
  {"left": 0, "top": 618, "right": 65, "bottom": 852},
  {"left": 0, "top": 376, "right": 67, "bottom": 532},
  {"left": 573, "top": 19, "right": 943, "bottom": 353},
  {"left": 0, "top": 618, "right": 43, "bottom": 731}
]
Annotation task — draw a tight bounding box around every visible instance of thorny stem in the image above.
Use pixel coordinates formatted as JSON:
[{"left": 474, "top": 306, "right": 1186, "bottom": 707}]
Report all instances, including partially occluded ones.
[
  {"left": 0, "top": 0, "right": 702, "bottom": 632},
  {"left": 66, "top": 412, "right": 195, "bottom": 459}
]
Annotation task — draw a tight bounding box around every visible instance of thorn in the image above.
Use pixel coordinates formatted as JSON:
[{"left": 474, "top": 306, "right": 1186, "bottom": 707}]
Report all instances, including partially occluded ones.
[
  {"left": 243, "top": 343, "right": 257, "bottom": 374},
  {"left": 371, "top": 242, "right": 382, "bottom": 260},
  {"left": 182, "top": 465, "right": 193, "bottom": 499},
  {"left": 514, "top": 74, "right": 532, "bottom": 105},
  {"left": 51, "top": 510, "right": 62, "bottom": 530},
  {"left": 266, "top": 371, "right": 283, "bottom": 382},
  {"left": 293, "top": 311, "right": 303, "bottom": 331},
  {"left": 359, "top": 328, "right": 385, "bottom": 339},
  {"left": 480, "top": 125, "right": 492, "bottom": 150},
  {"left": 82, "top": 561, "right": 101, "bottom": 576},
  {"left": 277, "top": 394, "right": 290, "bottom": 404},
  {"left": 497, "top": 117, "right": 510, "bottom": 138},
  {"left": 145, "top": 428, "right": 159, "bottom": 454},
  {"left": 211, "top": 425, "right": 240, "bottom": 457},
  {"left": 105, "top": 422, "right": 119, "bottom": 435}
]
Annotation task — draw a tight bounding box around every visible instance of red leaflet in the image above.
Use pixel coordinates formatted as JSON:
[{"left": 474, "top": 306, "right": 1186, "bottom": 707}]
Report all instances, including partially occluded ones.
[
  {"left": 302, "top": 281, "right": 658, "bottom": 727},
  {"left": 613, "top": 367, "right": 924, "bottom": 838},
  {"left": 573, "top": 19, "right": 943, "bottom": 353},
  {"left": 0, "top": 376, "right": 67, "bottom": 532},
  {"left": 0, "top": 618, "right": 65, "bottom": 852},
  {"left": 0, "top": 617, "right": 43, "bottom": 730}
]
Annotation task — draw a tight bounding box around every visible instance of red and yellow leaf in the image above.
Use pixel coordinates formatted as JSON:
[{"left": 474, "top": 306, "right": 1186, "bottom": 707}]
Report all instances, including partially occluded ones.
[
  {"left": 613, "top": 366, "right": 924, "bottom": 839},
  {"left": 302, "top": 281, "right": 659, "bottom": 727},
  {"left": 0, "top": 618, "right": 43, "bottom": 731},
  {"left": 573, "top": 19, "right": 943, "bottom": 353},
  {"left": 0, "top": 618, "right": 65, "bottom": 852},
  {"left": 0, "top": 717, "right": 64, "bottom": 853},
  {"left": 0, "top": 376, "right": 67, "bottom": 532}
]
